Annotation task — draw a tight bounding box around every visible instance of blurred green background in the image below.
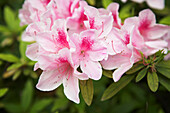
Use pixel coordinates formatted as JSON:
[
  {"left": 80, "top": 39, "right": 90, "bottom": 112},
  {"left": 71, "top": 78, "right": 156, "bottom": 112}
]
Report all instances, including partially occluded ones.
[{"left": 0, "top": 0, "right": 170, "bottom": 113}]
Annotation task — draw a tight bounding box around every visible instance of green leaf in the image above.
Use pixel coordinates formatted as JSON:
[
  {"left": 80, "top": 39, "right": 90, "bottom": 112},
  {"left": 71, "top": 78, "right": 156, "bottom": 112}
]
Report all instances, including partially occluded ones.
[
  {"left": 0, "top": 25, "right": 10, "bottom": 33},
  {"left": 30, "top": 99, "right": 53, "bottom": 113},
  {"left": 102, "top": 0, "right": 112, "bottom": 8},
  {"left": 80, "top": 79, "right": 93, "bottom": 106},
  {"left": 119, "top": 3, "right": 134, "bottom": 22},
  {"left": 147, "top": 72, "right": 159, "bottom": 92},
  {"left": 19, "top": 41, "right": 30, "bottom": 60},
  {"left": 1, "top": 38, "right": 14, "bottom": 47},
  {"left": 159, "top": 76, "right": 170, "bottom": 92},
  {"left": 51, "top": 98, "right": 68, "bottom": 112},
  {"left": 159, "top": 16, "right": 170, "bottom": 25},
  {"left": 136, "top": 68, "right": 148, "bottom": 82},
  {"left": 86, "top": 0, "right": 96, "bottom": 6},
  {"left": 3, "top": 69, "right": 17, "bottom": 78},
  {"left": 7, "top": 63, "right": 23, "bottom": 71},
  {"left": 12, "top": 70, "right": 21, "bottom": 80},
  {"left": 21, "top": 80, "right": 33, "bottom": 112},
  {"left": 102, "top": 70, "right": 113, "bottom": 78},
  {"left": 156, "top": 60, "right": 170, "bottom": 69},
  {"left": 101, "top": 74, "right": 135, "bottom": 101},
  {"left": 4, "top": 6, "right": 16, "bottom": 30},
  {"left": 126, "top": 64, "right": 145, "bottom": 74},
  {"left": 4, "top": 103, "right": 23, "bottom": 113},
  {"left": 0, "top": 54, "right": 19, "bottom": 63},
  {"left": 0, "top": 88, "right": 8, "bottom": 97},
  {"left": 157, "top": 67, "right": 170, "bottom": 79}
]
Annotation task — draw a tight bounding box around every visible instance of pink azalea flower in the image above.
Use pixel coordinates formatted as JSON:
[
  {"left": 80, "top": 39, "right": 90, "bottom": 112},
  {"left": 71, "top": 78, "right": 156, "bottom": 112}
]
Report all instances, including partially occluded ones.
[
  {"left": 19, "top": 0, "right": 51, "bottom": 25},
  {"left": 101, "top": 25, "right": 141, "bottom": 82},
  {"left": 71, "top": 30, "right": 107, "bottom": 80},
  {"left": 84, "top": 5, "right": 113, "bottom": 39},
  {"left": 67, "top": 1, "right": 88, "bottom": 35},
  {"left": 36, "top": 48, "right": 88, "bottom": 103},
  {"left": 129, "top": 9, "right": 169, "bottom": 56},
  {"left": 35, "top": 19, "right": 75, "bottom": 54},
  {"left": 121, "top": 0, "right": 165, "bottom": 10},
  {"left": 22, "top": 18, "right": 52, "bottom": 42},
  {"left": 43, "top": 0, "right": 79, "bottom": 21}
]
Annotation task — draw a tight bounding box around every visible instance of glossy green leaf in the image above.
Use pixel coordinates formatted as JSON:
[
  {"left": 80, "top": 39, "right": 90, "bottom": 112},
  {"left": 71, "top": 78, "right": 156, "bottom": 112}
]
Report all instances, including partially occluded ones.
[
  {"left": 102, "top": 0, "right": 112, "bottom": 8},
  {"left": 80, "top": 79, "right": 93, "bottom": 106},
  {"left": 101, "top": 74, "right": 135, "bottom": 101},
  {"left": 21, "top": 80, "right": 33, "bottom": 112},
  {"left": 157, "top": 67, "right": 170, "bottom": 79},
  {"left": 102, "top": 70, "right": 113, "bottom": 78},
  {"left": 126, "top": 64, "right": 145, "bottom": 74},
  {"left": 30, "top": 99, "right": 53, "bottom": 113},
  {"left": 136, "top": 68, "right": 148, "bottom": 82},
  {"left": 0, "top": 54, "right": 19, "bottom": 63},
  {"left": 159, "top": 76, "right": 170, "bottom": 92},
  {"left": 147, "top": 72, "right": 159, "bottom": 92},
  {"left": 0, "top": 88, "right": 8, "bottom": 97},
  {"left": 156, "top": 60, "right": 170, "bottom": 69},
  {"left": 159, "top": 16, "right": 170, "bottom": 25},
  {"left": 7, "top": 63, "right": 23, "bottom": 71}
]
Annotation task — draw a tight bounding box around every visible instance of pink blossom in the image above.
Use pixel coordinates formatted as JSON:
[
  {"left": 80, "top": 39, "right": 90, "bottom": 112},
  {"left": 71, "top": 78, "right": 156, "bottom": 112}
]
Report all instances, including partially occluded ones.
[
  {"left": 43, "top": 0, "right": 79, "bottom": 21},
  {"left": 121, "top": 0, "right": 165, "bottom": 10},
  {"left": 71, "top": 30, "right": 107, "bottom": 80},
  {"left": 19, "top": 0, "right": 51, "bottom": 25},
  {"left": 84, "top": 5, "right": 113, "bottom": 39},
  {"left": 138, "top": 9, "right": 168, "bottom": 56},
  {"left": 36, "top": 48, "right": 88, "bottom": 103},
  {"left": 67, "top": 1, "right": 88, "bottom": 36},
  {"left": 101, "top": 25, "right": 141, "bottom": 82}
]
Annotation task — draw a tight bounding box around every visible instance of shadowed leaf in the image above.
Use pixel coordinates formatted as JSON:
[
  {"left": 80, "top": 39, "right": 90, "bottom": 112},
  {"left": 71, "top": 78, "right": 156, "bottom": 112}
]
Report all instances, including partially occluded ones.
[{"left": 80, "top": 79, "right": 93, "bottom": 106}]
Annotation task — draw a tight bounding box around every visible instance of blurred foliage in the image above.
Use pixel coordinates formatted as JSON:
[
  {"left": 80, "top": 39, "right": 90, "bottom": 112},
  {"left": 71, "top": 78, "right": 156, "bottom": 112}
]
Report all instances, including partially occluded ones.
[{"left": 0, "top": 0, "right": 170, "bottom": 113}]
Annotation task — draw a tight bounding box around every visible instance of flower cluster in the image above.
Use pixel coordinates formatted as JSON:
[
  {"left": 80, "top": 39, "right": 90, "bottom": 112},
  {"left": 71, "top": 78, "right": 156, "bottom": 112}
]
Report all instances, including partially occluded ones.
[{"left": 19, "top": 0, "right": 170, "bottom": 103}]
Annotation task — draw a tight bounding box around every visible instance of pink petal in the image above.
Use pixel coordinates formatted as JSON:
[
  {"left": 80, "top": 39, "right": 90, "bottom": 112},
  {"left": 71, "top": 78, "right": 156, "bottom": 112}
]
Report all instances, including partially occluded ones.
[
  {"left": 63, "top": 75, "right": 80, "bottom": 104},
  {"left": 145, "top": 40, "right": 168, "bottom": 49},
  {"left": 113, "top": 63, "right": 133, "bottom": 82},
  {"left": 98, "top": 14, "right": 113, "bottom": 39},
  {"left": 131, "top": 0, "right": 145, "bottom": 3},
  {"left": 73, "top": 68, "right": 89, "bottom": 80},
  {"left": 52, "top": 19, "right": 66, "bottom": 32},
  {"left": 80, "top": 60, "right": 102, "bottom": 80},
  {"left": 138, "top": 9, "right": 156, "bottom": 30},
  {"left": 36, "top": 70, "right": 63, "bottom": 91},
  {"left": 107, "top": 3, "right": 121, "bottom": 29},
  {"left": 121, "top": 0, "right": 127, "bottom": 3},
  {"left": 88, "top": 41, "right": 107, "bottom": 61},
  {"left": 144, "top": 25, "right": 169, "bottom": 39},
  {"left": 101, "top": 54, "right": 130, "bottom": 70},
  {"left": 36, "top": 32, "right": 56, "bottom": 52},
  {"left": 26, "top": 43, "right": 39, "bottom": 61},
  {"left": 22, "top": 31, "right": 35, "bottom": 42},
  {"left": 146, "top": 0, "right": 165, "bottom": 10}
]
